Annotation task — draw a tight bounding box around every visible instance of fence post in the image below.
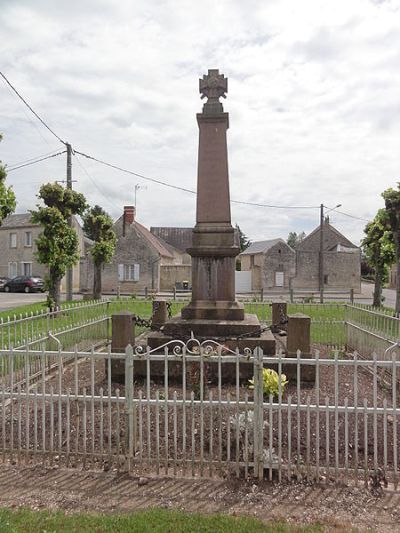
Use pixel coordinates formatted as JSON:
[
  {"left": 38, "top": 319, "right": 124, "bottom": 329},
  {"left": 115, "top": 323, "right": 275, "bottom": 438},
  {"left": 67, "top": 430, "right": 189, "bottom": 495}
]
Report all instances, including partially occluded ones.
[
  {"left": 290, "top": 288, "right": 294, "bottom": 303},
  {"left": 253, "top": 346, "right": 264, "bottom": 480},
  {"left": 125, "top": 344, "right": 135, "bottom": 471},
  {"left": 145, "top": 287, "right": 148, "bottom": 299},
  {"left": 350, "top": 288, "right": 354, "bottom": 304},
  {"left": 260, "top": 288, "right": 264, "bottom": 302},
  {"left": 173, "top": 287, "right": 176, "bottom": 301}
]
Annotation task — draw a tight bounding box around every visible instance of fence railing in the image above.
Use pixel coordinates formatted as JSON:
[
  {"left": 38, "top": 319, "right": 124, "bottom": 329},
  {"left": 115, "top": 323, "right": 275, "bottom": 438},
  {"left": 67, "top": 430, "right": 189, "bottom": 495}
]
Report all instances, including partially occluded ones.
[
  {"left": 345, "top": 305, "right": 400, "bottom": 360},
  {"left": 1, "top": 299, "right": 349, "bottom": 351},
  {"left": 0, "top": 345, "right": 398, "bottom": 488}
]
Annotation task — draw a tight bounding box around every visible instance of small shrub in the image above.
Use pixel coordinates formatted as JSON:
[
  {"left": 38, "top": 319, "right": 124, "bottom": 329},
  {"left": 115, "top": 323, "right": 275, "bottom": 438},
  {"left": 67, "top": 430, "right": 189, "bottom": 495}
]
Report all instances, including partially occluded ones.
[{"left": 249, "top": 368, "right": 288, "bottom": 398}]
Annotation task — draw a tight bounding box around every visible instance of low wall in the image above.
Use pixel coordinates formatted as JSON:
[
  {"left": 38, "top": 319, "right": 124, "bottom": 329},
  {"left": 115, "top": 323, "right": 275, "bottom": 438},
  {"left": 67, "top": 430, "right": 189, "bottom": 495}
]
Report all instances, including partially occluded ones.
[
  {"left": 160, "top": 265, "right": 192, "bottom": 291},
  {"left": 345, "top": 321, "right": 400, "bottom": 360}
]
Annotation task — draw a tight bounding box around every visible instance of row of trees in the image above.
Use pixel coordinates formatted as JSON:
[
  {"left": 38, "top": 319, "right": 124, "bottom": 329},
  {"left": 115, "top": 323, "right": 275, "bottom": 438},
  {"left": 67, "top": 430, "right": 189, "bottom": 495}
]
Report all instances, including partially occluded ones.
[
  {"left": 362, "top": 185, "right": 400, "bottom": 313},
  {"left": 31, "top": 183, "right": 116, "bottom": 308},
  {"left": 0, "top": 135, "right": 116, "bottom": 308}
]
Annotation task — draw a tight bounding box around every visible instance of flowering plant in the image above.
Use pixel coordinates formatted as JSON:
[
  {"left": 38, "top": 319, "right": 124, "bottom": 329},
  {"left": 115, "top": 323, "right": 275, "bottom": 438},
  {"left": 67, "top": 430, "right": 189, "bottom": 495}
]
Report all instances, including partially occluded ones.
[{"left": 249, "top": 368, "right": 288, "bottom": 398}]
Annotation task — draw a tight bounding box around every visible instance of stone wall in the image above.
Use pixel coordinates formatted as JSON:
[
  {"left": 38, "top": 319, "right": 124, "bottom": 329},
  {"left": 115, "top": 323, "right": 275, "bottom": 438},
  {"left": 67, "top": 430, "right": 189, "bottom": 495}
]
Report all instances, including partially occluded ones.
[
  {"left": 160, "top": 265, "right": 192, "bottom": 290},
  {"left": 292, "top": 249, "right": 361, "bottom": 291},
  {"left": 297, "top": 222, "right": 356, "bottom": 252},
  {"left": 262, "top": 241, "right": 295, "bottom": 289}
]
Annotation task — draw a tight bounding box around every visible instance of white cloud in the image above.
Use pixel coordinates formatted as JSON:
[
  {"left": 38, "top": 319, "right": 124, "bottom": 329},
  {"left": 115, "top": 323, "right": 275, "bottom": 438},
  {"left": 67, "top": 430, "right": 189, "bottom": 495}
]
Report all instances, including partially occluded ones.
[{"left": 1, "top": 0, "right": 400, "bottom": 247}]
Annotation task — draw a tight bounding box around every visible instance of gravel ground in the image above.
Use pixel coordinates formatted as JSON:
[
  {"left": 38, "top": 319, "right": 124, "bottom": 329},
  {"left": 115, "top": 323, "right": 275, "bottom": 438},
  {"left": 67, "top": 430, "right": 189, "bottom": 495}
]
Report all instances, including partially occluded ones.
[{"left": 0, "top": 465, "right": 398, "bottom": 532}]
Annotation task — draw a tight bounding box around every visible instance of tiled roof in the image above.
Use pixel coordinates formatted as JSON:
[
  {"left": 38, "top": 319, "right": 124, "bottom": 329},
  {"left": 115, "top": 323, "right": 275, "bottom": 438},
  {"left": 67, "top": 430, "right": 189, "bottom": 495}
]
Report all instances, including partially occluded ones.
[
  {"left": 150, "top": 227, "right": 193, "bottom": 253},
  {"left": 0, "top": 213, "right": 37, "bottom": 228},
  {"left": 135, "top": 222, "right": 175, "bottom": 258},
  {"left": 240, "top": 238, "right": 288, "bottom": 255}
]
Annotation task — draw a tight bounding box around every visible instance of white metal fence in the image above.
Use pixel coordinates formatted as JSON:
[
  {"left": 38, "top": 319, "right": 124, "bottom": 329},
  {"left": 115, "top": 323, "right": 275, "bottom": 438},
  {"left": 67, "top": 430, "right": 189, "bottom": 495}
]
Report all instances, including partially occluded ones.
[
  {"left": 0, "top": 345, "right": 398, "bottom": 488},
  {"left": 345, "top": 305, "right": 400, "bottom": 360}
]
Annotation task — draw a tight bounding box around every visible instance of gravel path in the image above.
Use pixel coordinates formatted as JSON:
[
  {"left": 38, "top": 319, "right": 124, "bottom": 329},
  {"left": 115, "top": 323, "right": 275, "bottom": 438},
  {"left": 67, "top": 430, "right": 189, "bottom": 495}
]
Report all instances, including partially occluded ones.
[{"left": 0, "top": 465, "right": 398, "bottom": 532}]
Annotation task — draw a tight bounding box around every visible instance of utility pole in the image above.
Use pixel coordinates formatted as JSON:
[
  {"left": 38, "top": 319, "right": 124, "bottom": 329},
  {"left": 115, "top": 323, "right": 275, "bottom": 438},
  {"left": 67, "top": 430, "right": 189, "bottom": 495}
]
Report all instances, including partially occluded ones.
[
  {"left": 319, "top": 203, "right": 341, "bottom": 304},
  {"left": 66, "top": 143, "right": 73, "bottom": 301},
  {"left": 319, "top": 203, "right": 324, "bottom": 304}
]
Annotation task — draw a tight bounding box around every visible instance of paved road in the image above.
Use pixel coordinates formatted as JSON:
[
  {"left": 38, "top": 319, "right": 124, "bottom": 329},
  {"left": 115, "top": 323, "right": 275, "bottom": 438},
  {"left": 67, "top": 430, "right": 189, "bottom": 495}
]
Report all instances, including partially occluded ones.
[
  {"left": 0, "top": 292, "right": 83, "bottom": 313},
  {"left": 0, "top": 292, "right": 47, "bottom": 313},
  {"left": 361, "top": 282, "right": 396, "bottom": 309}
]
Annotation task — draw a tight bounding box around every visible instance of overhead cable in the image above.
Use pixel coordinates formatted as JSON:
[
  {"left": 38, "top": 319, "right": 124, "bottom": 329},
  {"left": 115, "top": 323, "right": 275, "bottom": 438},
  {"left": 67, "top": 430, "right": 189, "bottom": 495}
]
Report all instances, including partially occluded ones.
[
  {"left": 0, "top": 71, "right": 66, "bottom": 145},
  {"left": 75, "top": 150, "right": 321, "bottom": 210},
  {"left": 7, "top": 149, "right": 63, "bottom": 168},
  {"left": 7, "top": 150, "right": 66, "bottom": 172}
]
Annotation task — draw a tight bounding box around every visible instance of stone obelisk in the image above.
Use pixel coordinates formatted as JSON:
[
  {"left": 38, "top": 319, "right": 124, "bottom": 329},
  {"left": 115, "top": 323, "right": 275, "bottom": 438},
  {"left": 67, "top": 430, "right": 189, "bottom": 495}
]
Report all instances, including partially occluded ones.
[
  {"left": 149, "top": 69, "right": 274, "bottom": 352},
  {"left": 182, "top": 69, "right": 244, "bottom": 321}
]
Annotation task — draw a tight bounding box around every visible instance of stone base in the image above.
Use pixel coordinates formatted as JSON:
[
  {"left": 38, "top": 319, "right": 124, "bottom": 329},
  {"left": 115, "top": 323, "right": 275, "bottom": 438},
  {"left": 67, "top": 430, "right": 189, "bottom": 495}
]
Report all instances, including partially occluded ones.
[
  {"left": 181, "top": 300, "right": 245, "bottom": 321},
  {"left": 162, "top": 313, "right": 260, "bottom": 338}
]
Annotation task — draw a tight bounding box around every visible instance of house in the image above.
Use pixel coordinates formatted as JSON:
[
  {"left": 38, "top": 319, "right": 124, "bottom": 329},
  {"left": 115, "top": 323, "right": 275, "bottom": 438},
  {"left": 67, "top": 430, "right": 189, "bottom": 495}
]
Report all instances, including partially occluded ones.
[
  {"left": 239, "top": 239, "right": 296, "bottom": 290},
  {"left": 292, "top": 220, "right": 361, "bottom": 291},
  {"left": 0, "top": 213, "right": 85, "bottom": 291},
  {"left": 239, "top": 221, "right": 361, "bottom": 292},
  {"left": 80, "top": 206, "right": 188, "bottom": 294},
  {"left": 150, "top": 227, "right": 192, "bottom": 290}
]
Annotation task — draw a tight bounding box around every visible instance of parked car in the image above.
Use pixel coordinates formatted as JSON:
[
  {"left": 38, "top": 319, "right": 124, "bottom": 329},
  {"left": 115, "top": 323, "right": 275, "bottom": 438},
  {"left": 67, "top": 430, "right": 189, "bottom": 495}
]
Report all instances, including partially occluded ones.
[
  {"left": 3, "top": 276, "right": 45, "bottom": 293},
  {"left": 0, "top": 277, "right": 10, "bottom": 291}
]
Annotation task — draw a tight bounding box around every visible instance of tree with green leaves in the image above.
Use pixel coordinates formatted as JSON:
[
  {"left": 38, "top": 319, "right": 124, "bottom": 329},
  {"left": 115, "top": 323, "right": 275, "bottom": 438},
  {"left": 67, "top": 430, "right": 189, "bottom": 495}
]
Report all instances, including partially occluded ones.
[
  {"left": 382, "top": 184, "right": 400, "bottom": 314},
  {"left": 30, "top": 183, "right": 87, "bottom": 308},
  {"left": 0, "top": 134, "right": 16, "bottom": 225},
  {"left": 235, "top": 224, "right": 251, "bottom": 253},
  {"left": 83, "top": 205, "right": 116, "bottom": 299},
  {"left": 362, "top": 208, "right": 395, "bottom": 308},
  {"left": 287, "top": 231, "right": 306, "bottom": 249}
]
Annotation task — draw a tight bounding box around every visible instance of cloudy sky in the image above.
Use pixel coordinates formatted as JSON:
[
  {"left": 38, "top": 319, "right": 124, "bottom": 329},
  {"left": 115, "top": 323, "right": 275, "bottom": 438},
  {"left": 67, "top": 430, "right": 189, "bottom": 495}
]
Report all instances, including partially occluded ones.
[{"left": 1, "top": 0, "right": 400, "bottom": 245}]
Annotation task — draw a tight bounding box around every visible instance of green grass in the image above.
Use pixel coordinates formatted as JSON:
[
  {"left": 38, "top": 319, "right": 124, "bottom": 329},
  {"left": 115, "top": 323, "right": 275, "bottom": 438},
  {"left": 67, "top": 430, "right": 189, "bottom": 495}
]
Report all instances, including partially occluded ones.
[
  {"left": 4, "top": 297, "right": 391, "bottom": 352},
  {"left": 0, "top": 507, "right": 324, "bottom": 533}
]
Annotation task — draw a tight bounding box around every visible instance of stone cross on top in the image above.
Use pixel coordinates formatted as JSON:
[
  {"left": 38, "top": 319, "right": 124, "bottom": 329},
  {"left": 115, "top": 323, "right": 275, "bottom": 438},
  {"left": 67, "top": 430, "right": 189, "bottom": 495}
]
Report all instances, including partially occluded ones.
[{"left": 199, "top": 69, "right": 227, "bottom": 114}]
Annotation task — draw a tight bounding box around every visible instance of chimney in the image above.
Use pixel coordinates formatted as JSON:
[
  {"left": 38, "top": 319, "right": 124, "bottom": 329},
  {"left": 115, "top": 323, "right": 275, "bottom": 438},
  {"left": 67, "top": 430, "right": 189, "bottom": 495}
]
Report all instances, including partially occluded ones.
[{"left": 123, "top": 206, "right": 135, "bottom": 236}]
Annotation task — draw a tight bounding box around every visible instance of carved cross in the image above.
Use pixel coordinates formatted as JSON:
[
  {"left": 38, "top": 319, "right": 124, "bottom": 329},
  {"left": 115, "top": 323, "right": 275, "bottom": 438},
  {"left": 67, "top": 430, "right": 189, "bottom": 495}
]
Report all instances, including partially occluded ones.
[{"left": 199, "top": 69, "right": 228, "bottom": 104}]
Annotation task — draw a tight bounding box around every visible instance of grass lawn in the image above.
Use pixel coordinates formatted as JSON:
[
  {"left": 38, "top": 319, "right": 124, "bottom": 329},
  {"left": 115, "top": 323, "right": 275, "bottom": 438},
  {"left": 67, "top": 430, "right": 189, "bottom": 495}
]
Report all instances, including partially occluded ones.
[
  {"left": 0, "top": 298, "right": 350, "bottom": 350},
  {"left": 0, "top": 507, "right": 324, "bottom": 533}
]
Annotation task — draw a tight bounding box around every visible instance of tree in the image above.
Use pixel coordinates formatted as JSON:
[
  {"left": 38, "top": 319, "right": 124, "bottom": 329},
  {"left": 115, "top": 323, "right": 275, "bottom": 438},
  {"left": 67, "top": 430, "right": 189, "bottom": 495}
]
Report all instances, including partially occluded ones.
[
  {"left": 0, "top": 134, "right": 16, "bottom": 225},
  {"left": 30, "top": 183, "right": 87, "bottom": 308},
  {"left": 287, "top": 231, "right": 306, "bottom": 249},
  {"left": 362, "top": 208, "right": 395, "bottom": 308},
  {"left": 82, "top": 205, "right": 116, "bottom": 299},
  {"left": 382, "top": 184, "right": 400, "bottom": 314},
  {"left": 235, "top": 224, "right": 251, "bottom": 253}
]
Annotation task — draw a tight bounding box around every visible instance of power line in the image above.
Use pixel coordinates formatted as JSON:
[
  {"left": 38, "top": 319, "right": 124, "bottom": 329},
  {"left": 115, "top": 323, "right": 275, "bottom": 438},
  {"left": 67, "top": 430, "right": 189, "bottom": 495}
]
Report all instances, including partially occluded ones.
[
  {"left": 7, "top": 149, "right": 63, "bottom": 168},
  {"left": 231, "top": 199, "right": 319, "bottom": 209},
  {"left": 0, "top": 74, "right": 370, "bottom": 219},
  {"left": 0, "top": 71, "right": 65, "bottom": 145},
  {"left": 331, "top": 209, "right": 370, "bottom": 223},
  {"left": 75, "top": 150, "right": 198, "bottom": 196},
  {"left": 73, "top": 152, "right": 122, "bottom": 211},
  {"left": 75, "top": 150, "right": 320, "bottom": 210},
  {"left": 7, "top": 150, "right": 66, "bottom": 172}
]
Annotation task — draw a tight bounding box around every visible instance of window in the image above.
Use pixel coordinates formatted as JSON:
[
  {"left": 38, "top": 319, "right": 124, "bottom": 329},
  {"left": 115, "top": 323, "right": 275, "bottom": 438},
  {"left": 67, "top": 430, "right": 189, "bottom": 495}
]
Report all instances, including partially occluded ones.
[
  {"left": 9, "top": 233, "right": 17, "bottom": 248},
  {"left": 25, "top": 231, "right": 32, "bottom": 247},
  {"left": 22, "top": 262, "right": 32, "bottom": 276},
  {"left": 118, "top": 263, "right": 140, "bottom": 281},
  {"left": 8, "top": 262, "right": 17, "bottom": 278}
]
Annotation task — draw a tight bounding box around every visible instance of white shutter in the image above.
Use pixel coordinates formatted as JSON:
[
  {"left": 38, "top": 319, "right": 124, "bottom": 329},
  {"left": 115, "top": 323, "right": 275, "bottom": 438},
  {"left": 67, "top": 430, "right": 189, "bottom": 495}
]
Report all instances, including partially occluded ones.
[
  {"left": 118, "top": 264, "right": 124, "bottom": 281},
  {"left": 133, "top": 264, "right": 140, "bottom": 281}
]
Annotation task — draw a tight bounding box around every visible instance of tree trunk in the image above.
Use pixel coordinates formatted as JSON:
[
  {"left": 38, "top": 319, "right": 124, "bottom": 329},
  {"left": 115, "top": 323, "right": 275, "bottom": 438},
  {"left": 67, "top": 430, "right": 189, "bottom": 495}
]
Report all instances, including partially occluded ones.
[
  {"left": 373, "top": 265, "right": 383, "bottom": 307},
  {"left": 48, "top": 267, "right": 62, "bottom": 309},
  {"left": 93, "top": 262, "right": 102, "bottom": 300}
]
